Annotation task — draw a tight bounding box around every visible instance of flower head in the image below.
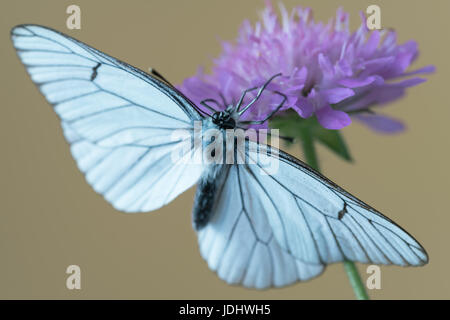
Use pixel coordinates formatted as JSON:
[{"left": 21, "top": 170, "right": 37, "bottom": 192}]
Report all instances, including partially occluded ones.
[{"left": 178, "top": 2, "right": 434, "bottom": 132}]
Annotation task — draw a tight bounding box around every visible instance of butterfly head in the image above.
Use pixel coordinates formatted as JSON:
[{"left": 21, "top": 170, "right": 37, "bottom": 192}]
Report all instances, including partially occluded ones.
[{"left": 211, "top": 109, "right": 237, "bottom": 129}]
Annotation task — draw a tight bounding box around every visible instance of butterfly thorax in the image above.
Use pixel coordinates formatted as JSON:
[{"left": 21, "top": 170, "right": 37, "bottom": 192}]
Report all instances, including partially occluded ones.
[{"left": 192, "top": 109, "right": 238, "bottom": 230}]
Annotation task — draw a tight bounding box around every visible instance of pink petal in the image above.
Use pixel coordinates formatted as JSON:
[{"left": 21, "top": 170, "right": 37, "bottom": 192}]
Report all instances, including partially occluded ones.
[
  {"left": 387, "top": 77, "right": 427, "bottom": 88},
  {"left": 336, "top": 59, "right": 353, "bottom": 77},
  {"left": 180, "top": 78, "right": 218, "bottom": 101},
  {"left": 338, "top": 76, "right": 379, "bottom": 88},
  {"left": 359, "top": 56, "right": 395, "bottom": 72},
  {"left": 402, "top": 65, "right": 435, "bottom": 77},
  {"left": 318, "top": 53, "right": 334, "bottom": 78},
  {"left": 293, "top": 97, "right": 314, "bottom": 118},
  {"left": 397, "top": 41, "right": 418, "bottom": 71},
  {"left": 355, "top": 114, "right": 405, "bottom": 134},
  {"left": 363, "top": 31, "right": 381, "bottom": 57},
  {"left": 322, "top": 87, "right": 354, "bottom": 103},
  {"left": 316, "top": 104, "right": 352, "bottom": 129},
  {"left": 294, "top": 66, "right": 308, "bottom": 83}
]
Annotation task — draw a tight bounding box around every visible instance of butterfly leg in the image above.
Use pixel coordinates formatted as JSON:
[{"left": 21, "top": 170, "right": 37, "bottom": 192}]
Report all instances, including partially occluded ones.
[
  {"left": 234, "top": 86, "right": 259, "bottom": 113},
  {"left": 238, "top": 73, "right": 282, "bottom": 115},
  {"left": 239, "top": 91, "right": 287, "bottom": 125}
]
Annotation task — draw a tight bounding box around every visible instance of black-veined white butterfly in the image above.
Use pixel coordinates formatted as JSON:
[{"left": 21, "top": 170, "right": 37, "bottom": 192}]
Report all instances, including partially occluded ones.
[{"left": 11, "top": 25, "right": 427, "bottom": 289}]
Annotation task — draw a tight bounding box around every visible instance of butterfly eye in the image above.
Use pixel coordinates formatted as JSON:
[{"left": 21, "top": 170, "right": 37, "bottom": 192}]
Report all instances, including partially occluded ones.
[{"left": 211, "top": 113, "right": 220, "bottom": 124}]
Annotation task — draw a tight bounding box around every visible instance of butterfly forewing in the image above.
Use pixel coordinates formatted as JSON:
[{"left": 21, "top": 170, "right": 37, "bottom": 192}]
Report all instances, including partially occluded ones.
[{"left": 11, "top": 24, "right": 204, "bottom": 212}]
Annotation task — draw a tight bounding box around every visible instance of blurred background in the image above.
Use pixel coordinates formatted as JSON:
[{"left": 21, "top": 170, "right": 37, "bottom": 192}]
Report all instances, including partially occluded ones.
[{"left": 0, "top": 0, "right": 447, "bottom": 299}]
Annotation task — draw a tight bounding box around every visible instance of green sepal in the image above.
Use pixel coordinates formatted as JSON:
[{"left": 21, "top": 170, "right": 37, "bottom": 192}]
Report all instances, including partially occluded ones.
[{"left": 270, "top": 112, "right": 352, "bottom": 163}]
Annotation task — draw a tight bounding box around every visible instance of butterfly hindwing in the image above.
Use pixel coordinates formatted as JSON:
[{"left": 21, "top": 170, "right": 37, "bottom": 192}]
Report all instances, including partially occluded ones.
[{"left": 197, "top": 164, "right": 325, "bottom": 289}]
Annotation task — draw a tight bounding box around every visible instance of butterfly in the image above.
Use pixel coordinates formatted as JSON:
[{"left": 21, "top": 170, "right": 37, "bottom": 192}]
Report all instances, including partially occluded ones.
[{"left": 11, "top": 24, "right": 428, "bottom": 289}]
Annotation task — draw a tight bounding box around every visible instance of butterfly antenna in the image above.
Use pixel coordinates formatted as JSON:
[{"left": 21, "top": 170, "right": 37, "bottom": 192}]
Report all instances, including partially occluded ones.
[
  {"left": 148, "top": 68, "right": 174, "bottom": 86},
  {"left": 195, "top": 107, "right": 212, "bottom": 118}
]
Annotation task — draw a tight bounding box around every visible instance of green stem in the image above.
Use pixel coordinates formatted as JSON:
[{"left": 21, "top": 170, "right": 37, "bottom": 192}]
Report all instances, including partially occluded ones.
[
  {"left": 300, "top": 133, "right": 369, "bottom": 300},
  {"left": 343, "top": 261, "right": 370, "bottom": 300},
  {"left": 299, "top": 129, "right": 319, "bottom": 170}
]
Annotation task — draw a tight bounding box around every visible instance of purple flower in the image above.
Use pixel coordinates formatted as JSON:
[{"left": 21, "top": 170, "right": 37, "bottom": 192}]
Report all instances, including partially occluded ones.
[{"left": 178, "top": 2, "right": 434, "bottom": 132}]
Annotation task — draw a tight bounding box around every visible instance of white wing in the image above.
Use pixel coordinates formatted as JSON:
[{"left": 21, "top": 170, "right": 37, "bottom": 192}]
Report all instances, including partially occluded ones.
[
  {"left": 198, "top": 165, "right": 324, "bottom": 289},
  {"left": 198, "top": 142, "right": 427, "bottom": 288},
  {"left": 11, "top": 24, "right": 203, "bottom": 212}
]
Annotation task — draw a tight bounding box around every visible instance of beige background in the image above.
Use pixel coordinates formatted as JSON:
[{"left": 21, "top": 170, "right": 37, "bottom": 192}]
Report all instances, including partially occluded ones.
[{"left": 0, "top": 0, "right": 447, "bottom": 299}]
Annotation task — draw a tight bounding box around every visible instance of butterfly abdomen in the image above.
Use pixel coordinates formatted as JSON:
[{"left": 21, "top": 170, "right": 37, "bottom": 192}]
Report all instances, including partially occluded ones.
[{"left": 192, "top": 164, "right": 229, "bottom": 231}]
